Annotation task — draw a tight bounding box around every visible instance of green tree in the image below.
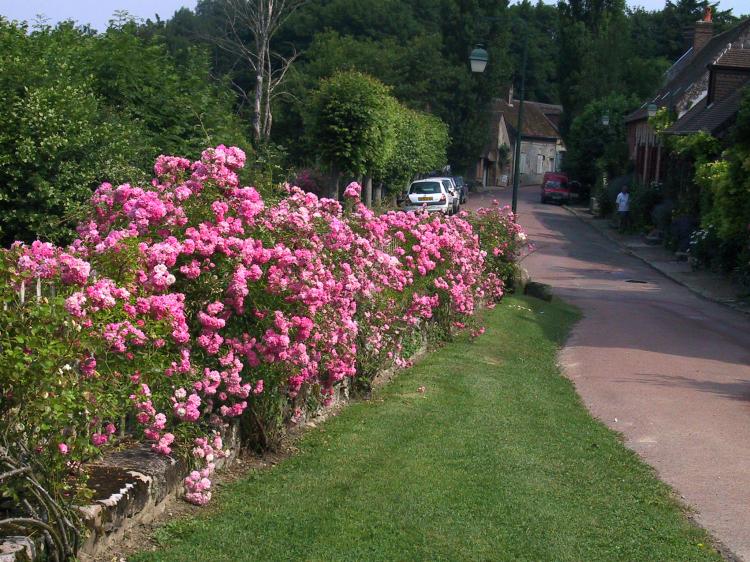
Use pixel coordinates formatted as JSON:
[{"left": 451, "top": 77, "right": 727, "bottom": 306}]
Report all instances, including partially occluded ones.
[
  {"left": 273, "top": 0, "right": 512, "bottom": 171},
  {"left": 305, "top": 71, "right": 394, "bottom": 195},
  {"left": 564, "top": 93, "right": 636, "bottom": 187},
  {"left": 0, "top": 16, "right": 250, "bottom": 244},
  {"left": 377, "top": 102, "right": 449, "bottom": 192},
  {"left": 0, "top": 19, "right": 145, "bottom": 244},
  {"left": 84, "top": 18, "right": 249, "bottom": 159},
  {"left": 701, "top": 86, "right": 750, "bottom": 243}
]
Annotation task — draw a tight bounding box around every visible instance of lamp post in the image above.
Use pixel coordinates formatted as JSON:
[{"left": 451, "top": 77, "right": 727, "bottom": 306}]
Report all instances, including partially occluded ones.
[
  {"left": 647, "top": 103, "right": 660, "bottom": 184},
  {"left": 596, "top": 112, "right": 610, "bottom": 214},
  {"left": 470, "top": 31, "right": 528, "bottom": 215},
  {"left": 469, "top": 46, "right": 488, "bottom": 73}
]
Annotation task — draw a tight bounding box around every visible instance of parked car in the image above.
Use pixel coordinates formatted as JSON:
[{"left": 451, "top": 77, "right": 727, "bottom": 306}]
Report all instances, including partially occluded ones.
[
  {"left": 453, "top": 176, "right": 468, "bottom": 204},
  {"left": 403, "top": 179, "right": 453, "bottom": 214},
  {"left": 438, "top": 177, "right": 460, "bottom": 213},
  {"left": 430, "top": 176, "right": 461, "bottom": 214},
  {"left": 540, "top": 172, "right": 571, "bottom": 204}
]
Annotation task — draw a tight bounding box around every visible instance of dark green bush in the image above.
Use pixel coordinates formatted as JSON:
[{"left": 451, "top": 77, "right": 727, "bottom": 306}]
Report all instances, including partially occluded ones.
[
  {"left": 0, "top": 18, "right": 249, "bottom": 245},
  {"left": 629, "top": 182, "right": 664, "bottom": 231}
]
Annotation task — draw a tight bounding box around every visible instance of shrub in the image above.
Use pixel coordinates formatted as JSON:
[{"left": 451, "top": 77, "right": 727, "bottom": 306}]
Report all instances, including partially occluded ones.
[
  {"left": 629, "top": 182, "right": 664, "bottom": 231},
  {"left": 293, "top": 168, "right": 329, "bottom": 198},
  {"left": 688, "top": 225, "right": 746, "bottom": 276},
  {"left": 0, "top": 18, "right": 249, "bottom": 246},
  {"left": 1, "top": 146, "right": 522, "bottom": 512},
  {"left": 466, "top": 203, "right": 529, "bottom": 287}
]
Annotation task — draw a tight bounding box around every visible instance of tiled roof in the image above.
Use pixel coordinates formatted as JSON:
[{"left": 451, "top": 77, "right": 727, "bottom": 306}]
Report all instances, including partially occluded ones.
[
  {"left": 714, "top": 48, "right": 750, "bottom": 69},
  {"left": 665, "top": 86, "right": 747, "bottom": 135},
  {"left": 491, "top": 99, "right": 561, "bottom": 140},
  {"left": 529, "top": 101, "right": 563, "bottom": 116},
  {"left": 625, "top": 17, "right": 750, "bottom": 123}
]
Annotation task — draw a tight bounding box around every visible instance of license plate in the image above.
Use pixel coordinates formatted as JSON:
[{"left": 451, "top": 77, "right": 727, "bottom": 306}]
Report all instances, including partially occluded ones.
[{"left": 418, "top": 196, "right": 432, "bottom": 201}]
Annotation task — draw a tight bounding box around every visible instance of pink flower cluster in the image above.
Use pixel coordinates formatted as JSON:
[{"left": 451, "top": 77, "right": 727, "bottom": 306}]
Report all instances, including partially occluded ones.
[
  {"left": 184, "top": 434, "right": 226, "bottom": 505},
  {"left": 14, "top": 241, "right": 90, "bottom": 285},
  {"left": 8, "top": 146, "right": 523, "bottom": 505}
]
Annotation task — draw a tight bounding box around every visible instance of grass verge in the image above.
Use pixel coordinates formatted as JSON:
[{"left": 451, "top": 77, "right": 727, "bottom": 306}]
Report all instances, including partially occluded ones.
[{"left": 134, "top": 295, "right": 721, "bottom": 562}]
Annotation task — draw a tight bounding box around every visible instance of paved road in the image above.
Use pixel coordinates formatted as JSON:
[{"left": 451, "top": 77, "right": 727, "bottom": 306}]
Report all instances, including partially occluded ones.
[{"left": 467, "top": 185, "right": 750, "bottom": 561}]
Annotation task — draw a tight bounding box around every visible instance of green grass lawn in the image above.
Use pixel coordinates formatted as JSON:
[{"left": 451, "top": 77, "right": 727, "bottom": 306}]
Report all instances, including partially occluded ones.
[{"left": 134, "top": 296, "right": 721, "bottom": 562}]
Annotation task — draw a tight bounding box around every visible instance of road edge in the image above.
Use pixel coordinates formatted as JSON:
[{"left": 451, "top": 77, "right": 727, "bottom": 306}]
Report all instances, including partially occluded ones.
[{"left": 562, "top": 204, "right": 750, "bottom": 317}]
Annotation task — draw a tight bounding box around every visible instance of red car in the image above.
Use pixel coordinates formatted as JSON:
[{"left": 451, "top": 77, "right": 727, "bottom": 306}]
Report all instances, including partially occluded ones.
[{"left": 540, "top": 172, "right": 571, "bottom": 204}]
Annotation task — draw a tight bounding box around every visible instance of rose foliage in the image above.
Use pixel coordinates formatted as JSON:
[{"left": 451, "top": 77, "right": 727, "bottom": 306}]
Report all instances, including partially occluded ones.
[{"left": 0, "top": 147, "right": 525, "bottom": 506}]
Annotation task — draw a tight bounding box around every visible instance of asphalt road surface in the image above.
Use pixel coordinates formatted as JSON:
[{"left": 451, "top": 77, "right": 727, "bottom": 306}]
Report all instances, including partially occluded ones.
[{"left": 467, "top": 185, "right": 750, "bottom": 561}]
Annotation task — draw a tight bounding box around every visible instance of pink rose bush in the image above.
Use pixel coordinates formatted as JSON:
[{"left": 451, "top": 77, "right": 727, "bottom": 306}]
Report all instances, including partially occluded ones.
[
  {"left": 0, "top": 146, "right": 525, "bottom": 505},
  {"left": 467, "top": 202, "right": 531, "bottom": 290}
]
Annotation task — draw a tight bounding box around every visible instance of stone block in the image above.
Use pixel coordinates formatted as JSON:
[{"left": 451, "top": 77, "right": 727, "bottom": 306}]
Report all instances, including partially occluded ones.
[{"left": 524, "top": 281, "right": 553, "bottom": 301}]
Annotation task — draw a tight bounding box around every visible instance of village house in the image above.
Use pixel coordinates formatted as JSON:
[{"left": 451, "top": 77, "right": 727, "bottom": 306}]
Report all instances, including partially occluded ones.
[
  {"left": 476, "top": 91, "right": 565, "bottom": 187},
  {"left": 625, "top": 11, "right": 750, "bottom": 186}
]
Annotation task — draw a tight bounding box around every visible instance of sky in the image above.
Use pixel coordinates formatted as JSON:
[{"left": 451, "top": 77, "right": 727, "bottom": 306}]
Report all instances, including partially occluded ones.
[
  {"left": 0, "top": 0, "right": 747, "bottom": 31},
  {"left": 0, "top": 1, "right": 198, "bottom": 31}
]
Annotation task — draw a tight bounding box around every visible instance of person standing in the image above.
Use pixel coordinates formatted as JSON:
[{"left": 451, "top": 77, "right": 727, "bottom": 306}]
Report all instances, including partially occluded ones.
[{"left": 616, "top": 186, "right": 630, "bottom": 232}]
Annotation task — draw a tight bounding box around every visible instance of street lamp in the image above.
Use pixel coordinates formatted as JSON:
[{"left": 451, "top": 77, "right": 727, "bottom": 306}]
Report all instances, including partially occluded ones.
[
  {"left": 470, "top": 35, "right": 527, "bottom": 215},
  {"left": 646, "top": 103, "right": 661, "bottom": 182},
  {"left": 469, "top": 46, "right": 489, "bottom": 73},
  {"left": 597, "top": 112, "right": 610, "bottom": 214}
]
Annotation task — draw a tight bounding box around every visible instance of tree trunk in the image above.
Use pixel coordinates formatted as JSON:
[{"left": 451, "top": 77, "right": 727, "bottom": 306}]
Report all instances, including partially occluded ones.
[
  {"left": 330, "top": 164, "right": 340, "bottom": 200},
  {"left": 374, "top": 182, "right": 383, "bottom": 206},
  {"left": 363, "top": 176, "right": 373, "bottom": 207},
  {"left": 253, "top": 67, "right": 264, "bottom": 142},
  {"left": 253, "top": 41, "right": 266, "bottom": 143},
  {"left": 263, "top": 49, "right": 273, "bottom": 140}
]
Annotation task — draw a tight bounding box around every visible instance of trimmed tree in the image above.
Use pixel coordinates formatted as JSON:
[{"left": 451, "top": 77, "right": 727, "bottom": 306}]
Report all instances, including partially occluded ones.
[{"left": 305, "top": 70, "right": 394, "bottom": 200}]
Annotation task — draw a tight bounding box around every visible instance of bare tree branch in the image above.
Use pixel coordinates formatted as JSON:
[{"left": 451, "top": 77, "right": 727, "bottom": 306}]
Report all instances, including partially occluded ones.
[{"left": 202, "top": 0, "right": 307, "bottom": 142}]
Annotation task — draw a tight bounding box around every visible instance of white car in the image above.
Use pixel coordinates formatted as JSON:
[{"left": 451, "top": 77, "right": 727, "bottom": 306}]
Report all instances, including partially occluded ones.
[
  {"left": 403, "top": 179, "right": 453, "bottom": 214},
  {"left": 433, "top": 176, "right": 460, "bottom": 214}
]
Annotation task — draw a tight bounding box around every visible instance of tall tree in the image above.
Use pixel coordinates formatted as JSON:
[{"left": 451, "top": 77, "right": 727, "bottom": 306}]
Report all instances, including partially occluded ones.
[{"left": 211, "top": 0, "right": 306, "bottom": 142}]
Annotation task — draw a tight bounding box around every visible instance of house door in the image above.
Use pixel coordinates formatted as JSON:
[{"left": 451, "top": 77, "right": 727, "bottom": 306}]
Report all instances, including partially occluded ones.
[{"left": 536, "top": 154, "right": 544, "bottom": 175}]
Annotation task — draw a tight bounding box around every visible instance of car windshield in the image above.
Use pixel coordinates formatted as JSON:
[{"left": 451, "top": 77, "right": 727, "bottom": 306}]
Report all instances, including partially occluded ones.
[
  {"left": 454, "top": 177, "right": 464, "bottom": 186},
  {"left": 410, "top": 182, "right": 441, "bottom": 195},
  {"left": 545, "top": 181, "right": 562, "bottom": 189}
]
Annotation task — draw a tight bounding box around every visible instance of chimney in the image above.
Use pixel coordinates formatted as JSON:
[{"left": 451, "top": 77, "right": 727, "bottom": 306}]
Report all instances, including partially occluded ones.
[
  {"left": 507, "top": 85, "right": 514, "bottom": 106},
  {"left": 693, "top": 7, "right": 713, "bottom": 56}
]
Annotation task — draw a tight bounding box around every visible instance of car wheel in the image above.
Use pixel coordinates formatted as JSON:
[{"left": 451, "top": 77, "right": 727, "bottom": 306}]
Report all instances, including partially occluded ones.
[{"left": 540, "top": 195, "right": 547, "bottom": 204}]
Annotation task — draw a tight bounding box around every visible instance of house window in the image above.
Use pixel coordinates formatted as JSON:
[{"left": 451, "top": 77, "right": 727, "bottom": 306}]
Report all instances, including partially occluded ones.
[
  {"left": 520, "top": 153, "right": 526, "bottom": 174},
  {"left": 537, "top": 154, "right": 544, "bottom": 174}
]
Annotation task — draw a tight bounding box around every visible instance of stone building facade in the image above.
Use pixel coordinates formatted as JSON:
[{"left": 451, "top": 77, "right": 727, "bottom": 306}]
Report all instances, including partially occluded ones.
[{"left": 477, "top": 95, "right": 564, "bottom": 187}]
